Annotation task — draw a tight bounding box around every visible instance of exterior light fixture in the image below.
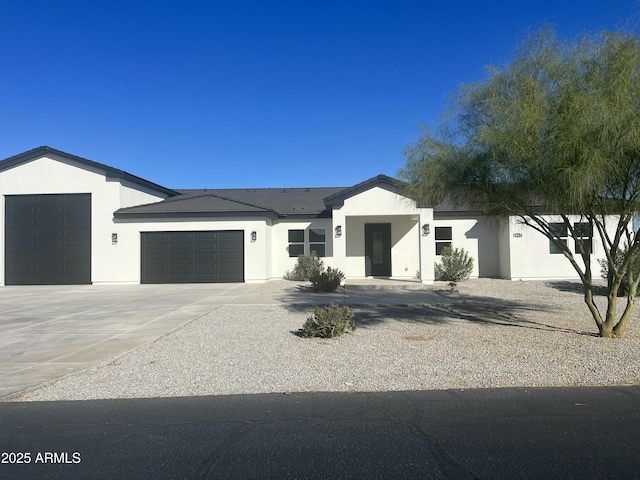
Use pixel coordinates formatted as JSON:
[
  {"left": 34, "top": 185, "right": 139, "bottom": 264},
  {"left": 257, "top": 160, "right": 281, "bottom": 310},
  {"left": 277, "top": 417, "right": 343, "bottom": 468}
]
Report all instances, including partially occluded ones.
[
  {"left": 335, "top": 225, "right": 342, "bottom": 237},
  {"left": 251, "top": 231, "right": 257, "bottom": 242},
  {"left": 422, "top": 224, "right": 430, "bottom": 236},
  {"left": 111, "top": 233, "right": 118, "bottom": 244}
]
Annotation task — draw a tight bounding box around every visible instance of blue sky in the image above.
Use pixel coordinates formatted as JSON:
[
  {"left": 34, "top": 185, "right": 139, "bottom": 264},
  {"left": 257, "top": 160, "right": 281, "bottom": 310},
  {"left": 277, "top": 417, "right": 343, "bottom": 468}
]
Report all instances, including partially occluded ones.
[{"left": 1, "top": 1, "right": 638, "bottom": 189}]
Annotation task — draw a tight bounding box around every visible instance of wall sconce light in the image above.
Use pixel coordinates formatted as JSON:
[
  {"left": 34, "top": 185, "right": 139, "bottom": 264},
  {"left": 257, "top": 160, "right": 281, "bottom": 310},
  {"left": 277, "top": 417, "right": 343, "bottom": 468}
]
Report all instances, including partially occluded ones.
[
  {"left": 250, "top": 231, "right": 257, "bottom": 242},
  {"left": 422, "top": 224, "right": 430, "bottom": 236},
  {"left": 335, "top": 225, "right": 342, "bottom": 237},
  {"left": 111, "top": 233, "right": 118, "bottom": 245}
]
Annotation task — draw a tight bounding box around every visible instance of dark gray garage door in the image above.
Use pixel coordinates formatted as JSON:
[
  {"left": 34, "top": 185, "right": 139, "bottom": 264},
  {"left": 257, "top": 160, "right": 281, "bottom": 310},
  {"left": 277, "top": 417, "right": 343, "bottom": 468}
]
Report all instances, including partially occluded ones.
[
  {"left": 5, "top": 194, "right": 92, "bottom": 285},
  {"left": 141, "top": 231, "right": 244, "bottom": 284}
]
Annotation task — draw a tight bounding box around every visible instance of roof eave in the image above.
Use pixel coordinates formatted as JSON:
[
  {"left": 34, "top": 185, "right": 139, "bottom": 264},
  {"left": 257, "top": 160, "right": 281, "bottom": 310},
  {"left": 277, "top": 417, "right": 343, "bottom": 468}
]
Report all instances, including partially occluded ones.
[
  {"left": 113, "top": 210, "right": 279, "bottom": 219},
  {"left": 1, "top": 146, "right": 179, "bottom": 197},
  {"left": 323, "top": 174, "right": 409, "bottom": 207}
]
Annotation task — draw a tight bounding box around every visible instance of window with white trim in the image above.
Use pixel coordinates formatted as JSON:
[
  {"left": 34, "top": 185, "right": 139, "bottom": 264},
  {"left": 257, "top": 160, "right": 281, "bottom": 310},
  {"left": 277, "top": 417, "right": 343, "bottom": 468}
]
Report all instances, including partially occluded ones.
[
  {"left": 435, "top": 227, "right": 452, "bottom": 255},
  {"left": 574, "top": 222, "right": 592, "bottom": 255},
  {"left": 288, "top": 229, "right": 305, "bottom": 257},
  {"left": 309, "top": 228, "right": 326, "bottom": 257},
  {"left": 549, "top": 222, "right": 568, "bottom": 254}
]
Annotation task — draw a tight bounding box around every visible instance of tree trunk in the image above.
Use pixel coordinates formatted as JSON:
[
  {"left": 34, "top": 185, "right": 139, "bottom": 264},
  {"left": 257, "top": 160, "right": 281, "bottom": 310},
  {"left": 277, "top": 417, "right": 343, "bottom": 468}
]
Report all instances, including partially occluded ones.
[
  {"left": 599, "top": 322, "right": 615, "bottom": 338},
  {"left": 602, "top": 290, "right": 619, "bottom": 338},
  {"left": 583, "top": 283, "right": 603, "bottom": 330},
  {"left": 613, "top": 280, "right": 638, "bottom": 338}
]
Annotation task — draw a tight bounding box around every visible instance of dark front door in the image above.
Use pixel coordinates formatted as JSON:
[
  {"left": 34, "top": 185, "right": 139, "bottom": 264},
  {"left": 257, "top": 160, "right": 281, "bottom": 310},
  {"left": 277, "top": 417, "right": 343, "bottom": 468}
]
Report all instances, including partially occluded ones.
[
  {"left": 5, "top": 194, "right": 92, "bottom": 285},
  {"left": 365, "top": 223, "right": 391, "bottom": 277}
]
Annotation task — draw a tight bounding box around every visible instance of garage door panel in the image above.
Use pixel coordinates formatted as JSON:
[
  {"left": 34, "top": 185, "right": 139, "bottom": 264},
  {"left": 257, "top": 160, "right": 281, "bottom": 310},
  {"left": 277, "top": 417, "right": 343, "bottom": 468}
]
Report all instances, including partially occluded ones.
[
  {"left": 193, "top": 251, "right": 217, "bottom": 261},
  {"left": 141, "top": 230, "right": 243, "bottom": 284},
  {"left": 143, "top": 236, "right": 170, "bottom": 246},
  {"left": 169, "top": 252, "right": 194, "bottom": 262},
  {"left": 169, "top": 263, "right": 194, "bottom": 273},
  {"left": 5, "top": 194, "right": 91, "bottom": 285}
]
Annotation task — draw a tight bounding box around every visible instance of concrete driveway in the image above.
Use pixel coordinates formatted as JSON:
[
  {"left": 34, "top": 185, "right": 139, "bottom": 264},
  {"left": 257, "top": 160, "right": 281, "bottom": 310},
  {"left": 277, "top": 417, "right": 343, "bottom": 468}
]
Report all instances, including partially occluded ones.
[
  {"left": 1, "top": 280, "right": 446, "bottom": 400},
  {"left": 0, "top": 283, "right": 262, "bottom": 399}
]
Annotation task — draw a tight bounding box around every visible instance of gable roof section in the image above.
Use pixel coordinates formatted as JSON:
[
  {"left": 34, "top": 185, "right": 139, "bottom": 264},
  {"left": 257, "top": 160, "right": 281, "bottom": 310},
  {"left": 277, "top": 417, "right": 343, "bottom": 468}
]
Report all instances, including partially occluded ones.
[
  {"left": 191, "top": 187, "right": 346, "bottom": 217},
  {"left": 0, "top": 146, "right": 178, "bottom": 197},
  {"left": 115, "top": 186, "right": 347, "bottom": 218},
  {"left": 323, "top": 174, "right": 409, "bottom": 207},
  {"left": 114, "top": 191, "right": 279, "bottom": 218}
]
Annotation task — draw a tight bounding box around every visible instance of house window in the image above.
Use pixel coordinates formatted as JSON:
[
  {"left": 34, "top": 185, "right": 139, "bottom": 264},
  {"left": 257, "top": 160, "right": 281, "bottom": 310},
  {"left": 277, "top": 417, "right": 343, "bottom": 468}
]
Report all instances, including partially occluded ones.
[
  {"left": 549, "top": 222, "right": 568, "bottom": 254},
  {"left": 309, "top": 228, "right": 326, "bottom": 257},
  {"left": 574, "top": 222, "right": 592, "bottom": 255},
  {"left": 288, "top": 229, "right": 305, "bottom": 257},
  {"left": 435, "top": 227, "right": 452, "bottom": 255}
]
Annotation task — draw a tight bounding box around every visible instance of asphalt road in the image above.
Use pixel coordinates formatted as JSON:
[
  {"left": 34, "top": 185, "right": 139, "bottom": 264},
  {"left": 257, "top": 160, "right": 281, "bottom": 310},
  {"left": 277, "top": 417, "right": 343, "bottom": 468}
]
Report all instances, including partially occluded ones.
[{"left": 1, "top": 385, "right": 639, "bottom": 479}]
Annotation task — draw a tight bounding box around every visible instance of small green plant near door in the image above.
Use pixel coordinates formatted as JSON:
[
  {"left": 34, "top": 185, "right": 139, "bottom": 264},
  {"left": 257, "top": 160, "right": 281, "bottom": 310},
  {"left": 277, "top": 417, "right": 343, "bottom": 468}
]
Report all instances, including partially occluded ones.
[
  {"left": 309, "top": 266, "right": 345, "bottom": 292},
  {"left": 284, "top": 252, "right": 324, "bottom": 281},
  {"left": 302, "top": 303, "right": 355, "bottom": 338},
  {"left": 435, "top": 246, "right": 474, "bottom": 282}
]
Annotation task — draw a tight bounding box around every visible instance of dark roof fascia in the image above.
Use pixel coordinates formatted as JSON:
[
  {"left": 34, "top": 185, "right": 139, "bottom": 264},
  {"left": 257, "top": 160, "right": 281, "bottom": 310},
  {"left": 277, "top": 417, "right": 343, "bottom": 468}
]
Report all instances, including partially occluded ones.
[
  {"left": 113, "top": 210, "right": 279, "bottom": 220},
  {"left": 433, "top": 210, "right": 486, "bottom": 219},
  {"left": 0, "top": 146, "right": 179, "bottom": 197},
  {"left": 113, "top": 191, "right": 281, "bottom": 218},
  {"left": 434, "top": 206, "right": 604, "bottom": 219},
  {"left": 323, "top": 174, "right": 409, "bottom": 207},
  {"left": 278, "top": 211, "right": 333, "bottom": 219}
]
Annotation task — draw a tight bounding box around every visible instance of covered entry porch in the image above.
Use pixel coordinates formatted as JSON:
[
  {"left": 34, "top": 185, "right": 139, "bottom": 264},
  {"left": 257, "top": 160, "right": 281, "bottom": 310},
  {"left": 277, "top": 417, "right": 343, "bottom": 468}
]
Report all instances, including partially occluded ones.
[
  {"left": 322, "top": 174, "right": 435, "bottom": 283},
  {"left": 332, "top": 214, "right": 434, "bottom": 283}
]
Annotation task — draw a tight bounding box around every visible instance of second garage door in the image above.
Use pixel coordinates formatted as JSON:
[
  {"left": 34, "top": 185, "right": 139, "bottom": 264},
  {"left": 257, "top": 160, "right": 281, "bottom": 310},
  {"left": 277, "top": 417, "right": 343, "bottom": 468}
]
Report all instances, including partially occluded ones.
[
  {"left": 5, "top": 193, "right": 91, "bottom": 285},
  {"left": 141, "top": 231, "right": 244, "bottom": 284}
]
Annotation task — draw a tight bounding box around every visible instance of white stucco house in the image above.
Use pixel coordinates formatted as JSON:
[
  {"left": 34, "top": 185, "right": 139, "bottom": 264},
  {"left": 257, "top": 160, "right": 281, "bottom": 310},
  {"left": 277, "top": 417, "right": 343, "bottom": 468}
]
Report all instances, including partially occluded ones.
[{"left": 0, "top": 146, "right": 613, "bottom": 285}]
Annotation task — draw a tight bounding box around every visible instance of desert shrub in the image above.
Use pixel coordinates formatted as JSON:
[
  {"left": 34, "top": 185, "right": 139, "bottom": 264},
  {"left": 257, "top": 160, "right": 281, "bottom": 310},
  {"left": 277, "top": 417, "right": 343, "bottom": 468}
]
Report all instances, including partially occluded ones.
[
  {"left": 599, "top": 247, "right": 640, "bottom": 297},
  {"left": 302, "top": 303, "right": 355, "bottom": 338},
  {"left": 309, "top": 266, "right": 345, "bottom": 292},
  {"left": 284, "top": 252, "right": 324, "bottom": 281},
  {"left": 434, "top": 246, "right": 474, "bottom": 282}
]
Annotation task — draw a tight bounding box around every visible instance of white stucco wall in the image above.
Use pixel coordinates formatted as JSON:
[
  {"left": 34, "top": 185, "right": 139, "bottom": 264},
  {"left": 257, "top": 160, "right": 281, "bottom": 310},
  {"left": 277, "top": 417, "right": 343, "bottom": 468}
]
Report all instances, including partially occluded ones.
[
  {"left": 342, "top": 215, "right": 420, "bottom": 279},
  {"left": 0, "top": 154, "right": 168, "bottom": 285},
  {"left": 330, "top": 187, "right": 433, "bottom": 281},
  {"left": 6, "top": 155, "right": 616, "bottom": 285},
  {"left": 498, "top": 219, "right": 512, "bottom": 279},
  {"left": 269, "top": 219, "right": 333, "bottom": 278},
  {"left": 504, "top": 215, "right": 619, "bottom": 281},
  {"left": 112, "top": 217, "right": 270, "bottom": 283},
  {"left": 432, "top": 216, "right": 502, "bottom": 278}
]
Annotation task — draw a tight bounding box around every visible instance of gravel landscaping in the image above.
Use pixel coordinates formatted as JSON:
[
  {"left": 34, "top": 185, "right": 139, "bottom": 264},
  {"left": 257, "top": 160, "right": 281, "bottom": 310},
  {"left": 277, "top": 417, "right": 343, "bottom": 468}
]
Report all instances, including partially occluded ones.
[{"left": 11, "top": 278, "right": 640, "bottom": 401}]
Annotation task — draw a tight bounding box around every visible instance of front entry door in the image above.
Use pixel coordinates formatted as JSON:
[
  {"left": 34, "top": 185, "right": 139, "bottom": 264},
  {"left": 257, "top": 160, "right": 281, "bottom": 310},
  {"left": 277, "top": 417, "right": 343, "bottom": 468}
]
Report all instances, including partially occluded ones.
[{"left": 365, "top": 223, "right": 391, "bottom": 277}]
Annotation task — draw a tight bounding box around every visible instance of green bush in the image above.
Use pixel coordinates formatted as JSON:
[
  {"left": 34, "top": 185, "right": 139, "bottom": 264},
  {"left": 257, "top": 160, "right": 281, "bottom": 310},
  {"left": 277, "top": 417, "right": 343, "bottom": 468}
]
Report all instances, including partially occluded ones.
[
  {"left": 598, "top": 247, "right": 640, "bottom": 297},
  {"left": 302, "top": 303, "right": 355, "bottom": 338},
  {"left": 309, "top": 266, "right": 345, "bottom": 292},
  {"left": 284, "top": 252, "right": 324, "bottom": 281},
  {"left": 435, "top": 246, "right": 474, "bottom": 282}
]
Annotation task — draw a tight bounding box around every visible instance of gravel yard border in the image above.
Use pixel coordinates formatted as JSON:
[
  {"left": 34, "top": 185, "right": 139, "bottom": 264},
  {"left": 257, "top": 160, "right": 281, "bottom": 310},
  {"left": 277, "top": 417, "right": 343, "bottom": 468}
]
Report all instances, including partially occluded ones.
[{"left": 10, "top": 278, "right": 640, "bottom": 402}]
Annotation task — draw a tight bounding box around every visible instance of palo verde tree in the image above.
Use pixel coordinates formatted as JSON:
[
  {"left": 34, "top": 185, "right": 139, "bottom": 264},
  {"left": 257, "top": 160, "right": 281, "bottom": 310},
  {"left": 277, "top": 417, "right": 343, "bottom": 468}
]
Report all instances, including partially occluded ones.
[{"left": 401, "top": 28, "right": 640, "bottom": 338}]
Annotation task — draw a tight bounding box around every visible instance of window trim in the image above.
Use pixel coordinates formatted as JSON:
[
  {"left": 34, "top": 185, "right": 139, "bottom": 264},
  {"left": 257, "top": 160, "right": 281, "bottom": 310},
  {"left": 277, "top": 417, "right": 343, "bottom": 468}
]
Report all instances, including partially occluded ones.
[
  {"left": 573, "top": 221, "right": 593, "bottom": 255},
  {"left": 435, "top": 226, "right": 452, "bottom": 256},
  {"left": 549, "top": 222, "right": 568, "bottom": 255},
  {"left": 288, "top": 229, "right": 305, "bottom": 257},
  {"left": 309, "top": 228, "right": 326, "bottom": 257},
  {"left": 287, "top": 227, "right": 327, "bottom": 258}
]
